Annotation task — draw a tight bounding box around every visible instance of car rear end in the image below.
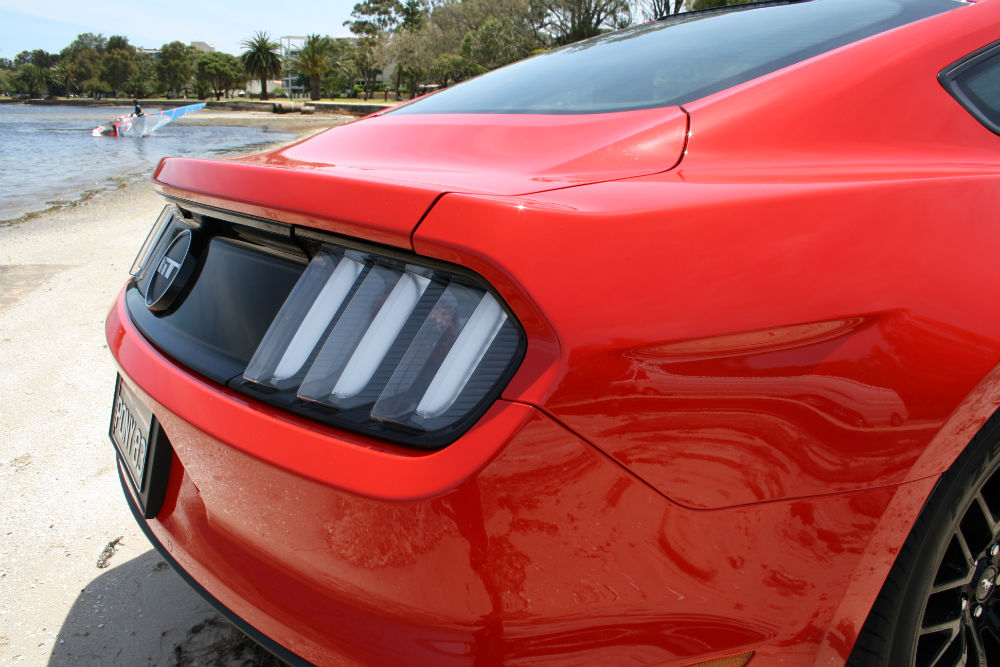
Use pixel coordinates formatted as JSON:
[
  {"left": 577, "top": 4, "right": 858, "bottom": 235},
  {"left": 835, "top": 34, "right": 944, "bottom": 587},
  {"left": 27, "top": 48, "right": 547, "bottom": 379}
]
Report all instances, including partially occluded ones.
[
  {"left": 105, "top": 0, "right": 998, "bottom": 664},
  {"left": 106, "top": 172, "right": 700, "bottom": 665}
]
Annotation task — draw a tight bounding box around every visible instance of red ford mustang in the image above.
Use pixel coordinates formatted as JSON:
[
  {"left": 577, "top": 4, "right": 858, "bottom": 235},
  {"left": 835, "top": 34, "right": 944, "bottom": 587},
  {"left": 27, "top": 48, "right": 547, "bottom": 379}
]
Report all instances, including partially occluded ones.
[{"left": 106, "top": 0, "right": 1000, "bottom": 664}]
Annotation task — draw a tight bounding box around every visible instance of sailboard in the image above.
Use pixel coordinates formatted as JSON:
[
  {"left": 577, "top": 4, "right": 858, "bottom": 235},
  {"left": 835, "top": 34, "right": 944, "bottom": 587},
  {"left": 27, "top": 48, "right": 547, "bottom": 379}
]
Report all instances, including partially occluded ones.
[{"left": 92, "top": 103, "right": 207, "bottom": 138}]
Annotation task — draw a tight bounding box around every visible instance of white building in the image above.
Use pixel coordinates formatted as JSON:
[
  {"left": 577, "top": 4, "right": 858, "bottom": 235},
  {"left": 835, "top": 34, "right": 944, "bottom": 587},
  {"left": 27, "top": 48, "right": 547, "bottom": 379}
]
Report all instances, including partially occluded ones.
[{"left": 280, "top": 36, "right": 307, "bottom": 96}]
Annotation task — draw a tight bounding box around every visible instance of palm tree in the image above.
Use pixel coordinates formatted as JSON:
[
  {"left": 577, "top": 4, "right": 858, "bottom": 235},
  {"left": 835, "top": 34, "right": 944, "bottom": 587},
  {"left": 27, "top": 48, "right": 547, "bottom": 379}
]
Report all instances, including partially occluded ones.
[
  {"left": 294, "top": 35, "right": 336, "bottom": 101},
  {"left": 14, "top": 64, "right": 50, "bottom": 98},
  {"left": 241, "top": 31, "right": 281, "bottom": 101},
  {"left": 52, "top": 60, "right": 76, "bottom": 97}
]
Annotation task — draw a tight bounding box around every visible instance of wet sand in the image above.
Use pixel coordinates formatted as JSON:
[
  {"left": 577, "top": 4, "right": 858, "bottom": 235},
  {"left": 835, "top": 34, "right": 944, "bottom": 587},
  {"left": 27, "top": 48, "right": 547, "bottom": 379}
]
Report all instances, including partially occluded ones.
[
  {"left": 0, "top": 117, "right": 350, "bottom": 665},
  {"left": 174, "top": 108, "right": 356, "bottom": 137}
]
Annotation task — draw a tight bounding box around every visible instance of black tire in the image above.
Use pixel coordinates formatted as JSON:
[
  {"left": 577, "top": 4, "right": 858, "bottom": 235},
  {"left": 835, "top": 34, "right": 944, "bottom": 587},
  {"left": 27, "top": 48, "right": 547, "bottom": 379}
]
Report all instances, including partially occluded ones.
[{"left": 850, "top": 412, "right": 1000, "bottom": 667}]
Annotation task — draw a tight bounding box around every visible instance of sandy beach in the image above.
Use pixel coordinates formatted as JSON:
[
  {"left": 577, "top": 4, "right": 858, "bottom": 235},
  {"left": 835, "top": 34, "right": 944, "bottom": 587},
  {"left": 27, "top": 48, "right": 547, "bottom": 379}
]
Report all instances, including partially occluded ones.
[
  {"left": 0, "top": 114, "right": 349, "bottom": 666},
  {"left": 176, "top": 108, "right": 356, "bottom": 135}
]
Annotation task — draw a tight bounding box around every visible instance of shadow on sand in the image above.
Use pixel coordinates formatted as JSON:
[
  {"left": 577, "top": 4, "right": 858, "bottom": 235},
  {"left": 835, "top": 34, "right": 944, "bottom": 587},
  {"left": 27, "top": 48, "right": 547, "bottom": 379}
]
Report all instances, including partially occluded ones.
[{"left": 48, "top": 549, "right": 286, "bottom": 667}]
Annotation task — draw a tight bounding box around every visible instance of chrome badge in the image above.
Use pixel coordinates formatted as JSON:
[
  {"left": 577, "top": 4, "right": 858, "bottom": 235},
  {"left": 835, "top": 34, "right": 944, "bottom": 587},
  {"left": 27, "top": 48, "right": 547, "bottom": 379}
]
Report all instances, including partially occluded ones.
[{"left": 144, "top": 229, "right": 195, "bottom": 312}]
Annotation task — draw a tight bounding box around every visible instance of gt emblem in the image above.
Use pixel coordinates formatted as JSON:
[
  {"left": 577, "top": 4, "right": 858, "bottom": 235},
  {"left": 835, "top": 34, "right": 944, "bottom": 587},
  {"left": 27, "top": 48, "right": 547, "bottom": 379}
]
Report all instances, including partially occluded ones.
[
  {"left": 156, "top": 255, "right": 181, "bottom": 281},
  {"left": 144, "top": 230, "right": 195, "bottom": 312}
]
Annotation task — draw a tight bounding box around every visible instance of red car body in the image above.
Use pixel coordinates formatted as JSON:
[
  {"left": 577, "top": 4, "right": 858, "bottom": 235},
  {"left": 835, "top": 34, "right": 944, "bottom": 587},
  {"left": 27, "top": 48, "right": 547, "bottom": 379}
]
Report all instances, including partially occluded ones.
[{"left": 107, "top": 1, "right": 1000, "bottom": 665}]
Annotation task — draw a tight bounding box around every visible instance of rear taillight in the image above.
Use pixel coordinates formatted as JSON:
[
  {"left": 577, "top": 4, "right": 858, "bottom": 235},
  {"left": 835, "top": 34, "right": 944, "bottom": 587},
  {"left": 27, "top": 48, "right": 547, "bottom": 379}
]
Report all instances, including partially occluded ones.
[
  {"left": 129, "top": 205, "right": 524, "bottom": 448},
  {"left": 242, "top": 241, "right": 523, "bottom": 445}
]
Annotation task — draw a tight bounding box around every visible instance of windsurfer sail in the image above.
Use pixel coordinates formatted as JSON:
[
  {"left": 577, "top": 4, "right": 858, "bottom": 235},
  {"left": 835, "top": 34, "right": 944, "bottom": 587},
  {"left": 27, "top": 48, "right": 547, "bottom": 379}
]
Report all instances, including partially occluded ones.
[{"left": 92, "top": 103, "right": 207, "bottom": 138}]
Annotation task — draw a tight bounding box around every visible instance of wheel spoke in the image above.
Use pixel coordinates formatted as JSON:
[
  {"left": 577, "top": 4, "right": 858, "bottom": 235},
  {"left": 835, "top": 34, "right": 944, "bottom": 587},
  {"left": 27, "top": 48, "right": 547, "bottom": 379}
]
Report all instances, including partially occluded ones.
[
  {"left": 931, "top": 533, "right": 976, "bottom": 596},
  {"left": 922, "top": 620, "right": 964, "bottom": 636},
  {"left": 981, "top": 610, "right": 1000, "bottom": 663},
  {"left": 975, "top": 493, "right": 999, "bottom": 534},
  {"left": 935, "top": 578, "right": 974, "bottom": 594},
  {"left": 969, "top": 623, "right": 988, "bottom": 667},
  {"left": 956, "top": 530, "right": 977, "bottom": 571},
  {"left": 916, "top": 624, "right": 962, "bottom": 667}
]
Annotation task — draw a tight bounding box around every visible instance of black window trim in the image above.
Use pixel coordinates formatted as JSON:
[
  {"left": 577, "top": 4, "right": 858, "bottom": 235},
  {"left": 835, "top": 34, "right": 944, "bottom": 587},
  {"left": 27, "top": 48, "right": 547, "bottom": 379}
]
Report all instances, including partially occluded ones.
[{"left": 939, "top": 39, "right": 1000, "bottom": 136}]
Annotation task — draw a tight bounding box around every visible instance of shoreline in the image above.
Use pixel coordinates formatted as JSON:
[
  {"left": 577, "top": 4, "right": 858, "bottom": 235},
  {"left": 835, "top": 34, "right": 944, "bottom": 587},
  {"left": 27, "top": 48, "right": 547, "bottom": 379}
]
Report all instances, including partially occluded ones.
[
  {"left": 0, "top": 101, "right": 363, "bottom": 666},
  {"left": 2, "top": 97, "right": 397, "bottom": 117},
  {"left": 0, "top": 170, "right": 229, "bottom": 665},
  {"left": 0, "top": 110, "right": 348, "bottom": 228},
  {"left": 0, "top": 98, "right": 371, "bottom": 666}
]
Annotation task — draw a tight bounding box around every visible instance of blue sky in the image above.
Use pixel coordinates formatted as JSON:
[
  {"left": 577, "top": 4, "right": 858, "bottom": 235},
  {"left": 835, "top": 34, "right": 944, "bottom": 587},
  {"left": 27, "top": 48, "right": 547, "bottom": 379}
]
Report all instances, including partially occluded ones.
[{"left": 0, "top": 1, "right": 356, "bottom": 59}]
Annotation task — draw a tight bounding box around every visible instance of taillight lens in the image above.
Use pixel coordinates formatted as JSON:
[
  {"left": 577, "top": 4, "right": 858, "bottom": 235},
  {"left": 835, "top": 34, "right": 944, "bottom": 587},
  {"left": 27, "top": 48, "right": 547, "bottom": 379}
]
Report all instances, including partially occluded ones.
[{"left": 242, "top": 242, "right": 524, "bottom": 445}]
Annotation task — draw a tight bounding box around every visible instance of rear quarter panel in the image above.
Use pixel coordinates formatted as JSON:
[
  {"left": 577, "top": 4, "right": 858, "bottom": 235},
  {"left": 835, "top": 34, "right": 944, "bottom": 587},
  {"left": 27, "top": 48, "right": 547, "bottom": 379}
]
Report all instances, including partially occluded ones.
[{"left": 413, "top": 0, "right": 1000, "bottom": 509}]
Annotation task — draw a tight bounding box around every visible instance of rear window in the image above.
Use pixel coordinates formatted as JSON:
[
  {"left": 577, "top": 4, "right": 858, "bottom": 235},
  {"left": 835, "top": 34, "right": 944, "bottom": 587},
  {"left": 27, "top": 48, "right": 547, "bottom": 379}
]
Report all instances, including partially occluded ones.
[{"left": 394, "top": 0, "right": 957, "bottom": 115}]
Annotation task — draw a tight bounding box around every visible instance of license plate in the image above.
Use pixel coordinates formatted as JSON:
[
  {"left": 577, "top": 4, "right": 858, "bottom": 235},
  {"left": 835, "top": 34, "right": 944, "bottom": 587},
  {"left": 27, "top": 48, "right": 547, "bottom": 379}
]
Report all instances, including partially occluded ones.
[{"left": 110, "top": 376, "right": 153, "bottom": 494}]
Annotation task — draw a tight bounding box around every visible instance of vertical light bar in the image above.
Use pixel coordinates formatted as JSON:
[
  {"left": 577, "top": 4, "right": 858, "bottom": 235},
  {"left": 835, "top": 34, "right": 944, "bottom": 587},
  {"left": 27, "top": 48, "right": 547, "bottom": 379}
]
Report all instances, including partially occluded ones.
[
  {"left": 243, "top": 249, "right": 363, "bottom": 387},
  {"left": 331, "top": 272, "right": 430, "bottom": 399},
  {"left": 271, "top": 256, "right": 363, "bottom": 380},
  {"left": 370, "top": 282, "right": 483, "bottom": 427},
  {"left": 415, "top": 294, "right": 507, "bottom": 418},
  {"left": 298, "top": 265, "right": 423, "bottom": 407}
]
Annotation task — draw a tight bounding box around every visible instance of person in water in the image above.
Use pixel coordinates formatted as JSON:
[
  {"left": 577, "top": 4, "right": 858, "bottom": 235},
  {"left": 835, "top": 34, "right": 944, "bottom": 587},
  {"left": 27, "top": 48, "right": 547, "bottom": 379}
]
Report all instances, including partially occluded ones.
[{"left": 133, "top": 100, "right": 143, "bottom": 116}]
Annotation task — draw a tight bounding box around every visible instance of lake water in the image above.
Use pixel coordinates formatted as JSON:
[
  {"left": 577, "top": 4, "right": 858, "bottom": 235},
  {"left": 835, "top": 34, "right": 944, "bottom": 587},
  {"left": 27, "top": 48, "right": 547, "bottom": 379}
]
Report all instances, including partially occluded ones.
[{"left": 0, "top": 105, "right": 297, "bottom": 222}]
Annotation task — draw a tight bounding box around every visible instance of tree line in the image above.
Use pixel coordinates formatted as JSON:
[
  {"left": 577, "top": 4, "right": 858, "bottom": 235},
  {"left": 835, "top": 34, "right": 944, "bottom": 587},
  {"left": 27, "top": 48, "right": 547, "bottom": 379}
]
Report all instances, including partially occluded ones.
[
  {"left": 339, "top": 0, "right": 702, "bottom": 100},
  {"left": 0, "top": 0, "right": 748, "bottom": 101},
  {"left": 0, "top": 34, "right": 246, "bottom": 100}
]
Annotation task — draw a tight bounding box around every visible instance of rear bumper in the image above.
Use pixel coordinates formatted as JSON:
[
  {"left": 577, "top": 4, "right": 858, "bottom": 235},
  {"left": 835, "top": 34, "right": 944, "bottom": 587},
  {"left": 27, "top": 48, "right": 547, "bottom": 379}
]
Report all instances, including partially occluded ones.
[
  {"left": 115, "top": 461, "right": 313, "bottom": 666},
  {"left": 107, "top": 289, "right": 935, "bottom": 667}
]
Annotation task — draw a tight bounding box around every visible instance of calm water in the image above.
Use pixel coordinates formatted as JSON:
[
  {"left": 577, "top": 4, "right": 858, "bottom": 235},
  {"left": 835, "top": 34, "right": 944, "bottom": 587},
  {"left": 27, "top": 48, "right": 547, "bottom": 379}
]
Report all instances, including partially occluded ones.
[{"left": 0, "top": 105, "right": 296, "bottom": 222}]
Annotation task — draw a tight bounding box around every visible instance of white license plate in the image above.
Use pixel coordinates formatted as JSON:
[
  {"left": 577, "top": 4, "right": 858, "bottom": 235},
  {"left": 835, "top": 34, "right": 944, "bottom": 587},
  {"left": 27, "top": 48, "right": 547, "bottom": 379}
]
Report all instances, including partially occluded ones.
[{"left": 109, "top": 376, "right": 153, "bottom": 494}]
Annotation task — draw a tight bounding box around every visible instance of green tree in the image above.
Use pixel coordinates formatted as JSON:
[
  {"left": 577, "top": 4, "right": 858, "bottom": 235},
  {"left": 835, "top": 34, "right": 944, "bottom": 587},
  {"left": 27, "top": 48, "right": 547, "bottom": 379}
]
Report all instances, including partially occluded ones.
[
  {"left": 349, "top": 0, "right": 404, "bottom": 35},
  {"left": 399, "top": 0, "right": 426, "bottom": 30},
  {"left": 157, "top": 41, "right": 195, "bottom": 97},
  {"left": 104, "top": 48, "right": 136, "bottom": 98},
  {"left": 293, "top": 34, "right": 339, "bottom": 101},
  {"left": 240, "top": 31, "right": 282, "bottom": 101},
  {"left": 12, "top": 50, "right": 61, "bottom": 95},
  {"left": 193, "top": 78, "right": 211, "bottom": 99},
  {"left": 347, "top": 0, "right": 405, "bottom": 99},
  {"left": 59, "top": 33, "right": 109, "bottom": 97},
  {"left": 106, "top": 35, "right": 132, "bottom": 52},
  {"left": 542, "top": 0, "right": 631, "bottom": 44},
  {"left": 14, "top": 63, "right": 51, "bottom": 97},
  {"left": 426, "top": 0, "right": 547, "bottom": 55},
  {"left": 430, "top": 53, "right": 484, "bottom": 87},
  {"left": 460, "top": 16, "right": 534, "bottom": 69},
  {"left": 347, "top": 39, "right": 381, "bottom": 100},
  {"left": 124, "top": 52, "right": 158, "bottom": 98},
  {"left": 15, "top": 49, "right": 58, "bottom": 68},
  {"left": 102, "top": 35, "right": 137, "bottom": 97},
  {"left": 196, "top": 51, "right": 244, "bottom": 100},
  {"left": 67, "top": 49, "right": 106, "bottom": 97},
  {"left": 83, "top": 77, "right": 112, "bottom": 98},
  {"left": 63, "top": 33, "right": 107, "bottom": 56},
  {"left": 50, "top": 60, "right": 75, "bottom": 96},
  {"left": 320, "top": 43, "right": 357, "bottom": 97},
  {"left": 381, "top": 0, "right": 544, "bottom": 97},
  {"left": 388, "top": 23, "right": 434, "bottom": 98}
]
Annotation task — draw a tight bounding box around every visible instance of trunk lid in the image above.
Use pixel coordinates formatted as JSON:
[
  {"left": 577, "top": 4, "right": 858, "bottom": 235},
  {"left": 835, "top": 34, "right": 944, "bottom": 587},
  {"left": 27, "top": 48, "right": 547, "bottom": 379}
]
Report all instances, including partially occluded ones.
[{"left": 153, "top": 107, "right": 688, "bottom": 248}]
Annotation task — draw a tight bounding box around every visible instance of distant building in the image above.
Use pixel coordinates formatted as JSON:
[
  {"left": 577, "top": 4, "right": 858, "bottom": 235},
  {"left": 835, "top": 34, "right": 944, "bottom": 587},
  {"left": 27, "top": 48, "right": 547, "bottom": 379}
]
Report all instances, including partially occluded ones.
[
  {"left": 245, "top": 79, "right": 284, "bottom": 96},
  {"left": 135, "top": 41, "right": 215, "bottom": 59},
  {"left": 280, "top": 36, "right": 307, "bottom": 96}
]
